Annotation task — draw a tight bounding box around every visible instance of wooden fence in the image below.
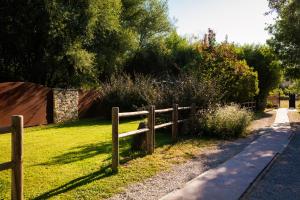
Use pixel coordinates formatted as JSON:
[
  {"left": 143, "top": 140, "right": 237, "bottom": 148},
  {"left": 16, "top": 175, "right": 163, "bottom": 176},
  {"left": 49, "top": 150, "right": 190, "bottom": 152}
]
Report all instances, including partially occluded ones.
[
  {"left": 267, "top": 95, "right": 280, "bottom": 108},
  {"left": 0, "top": 115, "right": 24, "bottom": 200},
  {"left": 112, "top": 104, "right": 196, "bottom": 172},
  {"left": 241, "top": 101, "right": 256, "bottom": 110}
]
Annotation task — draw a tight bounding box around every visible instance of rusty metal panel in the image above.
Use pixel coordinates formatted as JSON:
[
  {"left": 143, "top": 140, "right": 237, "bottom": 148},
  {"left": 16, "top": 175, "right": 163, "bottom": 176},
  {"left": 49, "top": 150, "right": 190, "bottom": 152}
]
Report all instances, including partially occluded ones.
[
  {"left": 0, "top": 82, "right": 52, "bottom": 127},
  {"left": 78, "top": 90, "right": 102, "bottom": 119}
]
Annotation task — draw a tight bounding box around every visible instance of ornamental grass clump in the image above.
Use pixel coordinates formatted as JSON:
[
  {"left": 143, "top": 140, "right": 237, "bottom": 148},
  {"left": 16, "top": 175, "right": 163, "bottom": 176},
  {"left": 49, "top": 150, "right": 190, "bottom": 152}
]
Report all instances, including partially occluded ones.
[{"left": 205, "top": 104, "right": 253, "bottom": 138}]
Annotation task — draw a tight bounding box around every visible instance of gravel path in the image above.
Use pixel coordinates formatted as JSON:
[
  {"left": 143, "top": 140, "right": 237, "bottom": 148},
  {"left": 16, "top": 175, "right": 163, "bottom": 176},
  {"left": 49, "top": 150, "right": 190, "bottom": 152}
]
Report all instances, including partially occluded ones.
[{"left": 108, "top": 111, "right": 276, "bottom": 200}]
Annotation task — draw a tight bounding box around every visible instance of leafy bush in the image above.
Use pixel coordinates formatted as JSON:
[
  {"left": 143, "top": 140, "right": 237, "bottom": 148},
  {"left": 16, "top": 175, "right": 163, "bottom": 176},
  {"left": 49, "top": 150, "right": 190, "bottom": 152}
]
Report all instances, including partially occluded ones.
[
  {"left": 188, "top": 42, "right": 259, "bottom": 103},
  {"left": 159, "top": 73, "right": 221, "bottom": 108},
  {"left": 124, "top": 31, "right": 197, "bottom": 76},
  {"left": 266, "top": 101, "right": 276, "bottom": 108},
  {"left": 98, "top": 73, "right": 222, "bottom": 119},
  {"left": 100, "top": 74, "right": 160, "bottom": 117},
  {"left": 200, "top": 104, "right": 253, "bottom": 138},
  {"left": 238, "top": 45, "right": 282, "bottom": 110}
]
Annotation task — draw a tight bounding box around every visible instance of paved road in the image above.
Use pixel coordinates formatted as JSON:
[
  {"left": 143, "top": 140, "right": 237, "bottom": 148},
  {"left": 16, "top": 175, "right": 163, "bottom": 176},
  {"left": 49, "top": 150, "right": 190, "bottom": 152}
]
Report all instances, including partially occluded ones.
[{"left": 246, "top": 125, "right": 300, "bottom": 200}]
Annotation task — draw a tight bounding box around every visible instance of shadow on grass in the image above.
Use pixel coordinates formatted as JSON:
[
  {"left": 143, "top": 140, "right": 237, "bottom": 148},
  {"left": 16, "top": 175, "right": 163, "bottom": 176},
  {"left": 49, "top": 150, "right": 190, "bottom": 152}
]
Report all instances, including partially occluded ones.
[
  {"left": 38, "top": 138, "right": 148, "bottom": 166},
  {"left": 253, "top": 111, "right": 273, "bottom": 120},
  {"left": 33, "top": 131, "right": 173, "bottom": 199},
  {"left": 33, "top": 164, "right": 112, "bottom": 200},
  {"left": 38, "top": 141, "right": 112, "bottom": 165}
]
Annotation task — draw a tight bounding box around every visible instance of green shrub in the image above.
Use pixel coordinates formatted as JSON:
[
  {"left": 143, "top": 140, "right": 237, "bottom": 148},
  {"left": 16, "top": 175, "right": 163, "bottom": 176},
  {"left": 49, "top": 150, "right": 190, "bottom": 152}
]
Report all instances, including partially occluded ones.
[
  {"left": 98, "top": 73, "right": 222, "bottom": 119},
  {"left": 201, "top": 104, "right": 253, "bottom": 138},
  {"left": 159, "top": 73, "right": 221, "bottom": 108},
  {"left": 266, "top": 101, "right": 275, "bottom": 108},
  {"left": 188, "top": 42, "right": 259, "bottom": 103},
  {"left": 100, "top": 73, "right": 160, "bottom": 117}
]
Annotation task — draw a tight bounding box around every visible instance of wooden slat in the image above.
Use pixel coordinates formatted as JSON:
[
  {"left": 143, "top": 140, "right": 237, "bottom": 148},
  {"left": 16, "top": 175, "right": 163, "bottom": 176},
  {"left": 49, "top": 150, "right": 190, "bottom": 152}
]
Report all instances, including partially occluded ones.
[
  {"left": 119, "top": 110, "right": 149, "bottom": 117},
  {"left": 178, "top": 119, "right": 189, "bottom": 124},
  {"left": 154, "top": 122, "right": 173, "bottom": 130},
  {"left": 241, "top": 102, "right": 255, "bottom": 109},
  {"left": 119, "top": 128, "right": 149, "bottom": 138},
  {"left": 147, "top": 106, "right": 155, "bottom": 154},
  {"left": 0, "top": 161, "right": 14, "bottom": 171},
  {"left": 11, "top": 115, "right": 24, "bottom": 200},
  {"left": 178, "top": 106, "right": 191, "bottom": 111},
  {"left": 112, "top": 108, "right": 119, "bottom": 172},
  {"left": 172, "top": 104, "right": 178, "bottom": 142},
  {"left": 0, "top": 126, "right": 10, "bottom": 134},
  {"left": 155, "top": 108, "right": 173, "bottom": 114}
]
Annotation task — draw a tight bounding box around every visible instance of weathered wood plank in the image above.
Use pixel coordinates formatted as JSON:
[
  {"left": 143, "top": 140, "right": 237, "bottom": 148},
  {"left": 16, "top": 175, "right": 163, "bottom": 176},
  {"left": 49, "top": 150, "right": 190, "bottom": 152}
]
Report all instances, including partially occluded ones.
[
  {"left": 119, "top": 111, "right": 149, "bottom": 118},
  {"left": 112, "top": 107, "right": 119, "bottom": 172},
  {"left": 178, "top": 106, "right": 191, "bottom": 111},
  {"left": 119, "top": 128, "right": 150, "bottom": 138},
  {"left": 11, "top": 115, "right": 23, "bottom": 200},
  {"left": 154, "top": 122, "right": 173, "bottom": 130},
  {"left": 155, "top": 108, "right": 173, "bottom": 114},
  {"left": 147, "top": 106, "right": 155, "bottom": 154},
  {"left": 172, "top": 104, "right": 178, "bottom": 142},
  {"left": 178, "top": 119, "right": 189, "bottom": 124}
]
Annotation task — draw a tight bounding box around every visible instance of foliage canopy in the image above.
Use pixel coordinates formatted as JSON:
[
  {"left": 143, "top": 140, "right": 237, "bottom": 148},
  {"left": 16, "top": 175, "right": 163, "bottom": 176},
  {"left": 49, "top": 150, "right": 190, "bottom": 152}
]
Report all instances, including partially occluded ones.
[
  {"left": 0, "top": 0, "right": 171, "bottom": 87},
  {"left": 267, "top": 0, "right": 300, "bottom": 78}
]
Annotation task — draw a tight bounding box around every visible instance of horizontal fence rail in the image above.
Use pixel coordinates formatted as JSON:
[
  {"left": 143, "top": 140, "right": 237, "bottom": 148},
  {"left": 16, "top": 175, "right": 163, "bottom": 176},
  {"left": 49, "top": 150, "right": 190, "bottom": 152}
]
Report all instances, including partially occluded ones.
[
  {"left": 119, "top": 110, "right": 149, "bottom": 118},
  {"left": 154, "top": 122, "right": 173, "bottom": 130},
  {"left": 155, "top": 108, "right": 173, "bottom": 113},
  {"left": 178, "top": 106, "right": 191, "bottom": 111},
  {"left": 119, "top": 128, "right": 150, "bottom": 138},
  {"left": 241, "top": 101, "right": 256, "bottom": 110},
  {"left": 0, "top": 126, "right": 11, "bottom": 134},
  {"left": 0, "top": 115, "right": 24, "bottom": 200},
  {"left": 112, "top": 104, "right": 195, "bottom": 172}
]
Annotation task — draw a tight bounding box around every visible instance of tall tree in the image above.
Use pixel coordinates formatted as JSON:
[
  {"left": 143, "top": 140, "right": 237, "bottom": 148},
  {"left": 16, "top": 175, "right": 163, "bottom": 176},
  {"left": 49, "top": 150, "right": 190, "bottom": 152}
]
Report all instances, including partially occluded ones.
[
  {"left": 267, "top": 0, "right": 300, "bottom": 78},
  {"left": 190, "top": 37, "right": 259, "bottom": 103},
  {"left": 0, "top": 0, "right": 171, "bottom": 87},
  {"left": 239, "top": 45, "right": 282, "bottom": 109}
]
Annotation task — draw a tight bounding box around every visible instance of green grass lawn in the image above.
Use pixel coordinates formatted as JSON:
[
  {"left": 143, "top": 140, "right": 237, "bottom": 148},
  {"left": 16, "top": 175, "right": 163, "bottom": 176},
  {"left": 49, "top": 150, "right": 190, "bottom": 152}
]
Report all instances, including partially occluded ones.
[
  {"left": 279, "top": 100, "right": 300, "bottom": 108},
  {"left": 0, "top": 118, "right": 218, "bottom": 200},
  {"left": 280, "top": 100, "right": 289, "bottom": 108}
]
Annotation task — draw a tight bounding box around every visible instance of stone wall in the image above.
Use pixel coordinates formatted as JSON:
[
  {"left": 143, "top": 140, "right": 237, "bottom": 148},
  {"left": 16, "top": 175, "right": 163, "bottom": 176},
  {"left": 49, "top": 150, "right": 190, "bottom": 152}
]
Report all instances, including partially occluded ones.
[{"left": 53, "top": 89, "right": 79, "bottom": 123}]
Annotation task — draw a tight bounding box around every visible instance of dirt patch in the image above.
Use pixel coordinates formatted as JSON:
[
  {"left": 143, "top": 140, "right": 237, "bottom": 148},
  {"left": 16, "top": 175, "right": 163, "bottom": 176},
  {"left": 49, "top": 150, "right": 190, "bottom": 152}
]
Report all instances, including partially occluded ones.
[
  {"left": 247, "top": 109, "right": 276, "bottom": 133},
  {"left": 288, "top": 110, "right": 300, "bottom": 129}
]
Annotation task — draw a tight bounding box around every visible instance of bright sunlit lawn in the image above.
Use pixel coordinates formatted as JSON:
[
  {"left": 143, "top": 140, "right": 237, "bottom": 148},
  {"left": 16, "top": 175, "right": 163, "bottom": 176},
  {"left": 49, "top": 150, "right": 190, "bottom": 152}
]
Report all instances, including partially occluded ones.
[
  {"left": 0, "top": 118, "right": 218, "bottom": 200},
  {"left": 279, "top": 100, "right": 300, "bottom": 108}
]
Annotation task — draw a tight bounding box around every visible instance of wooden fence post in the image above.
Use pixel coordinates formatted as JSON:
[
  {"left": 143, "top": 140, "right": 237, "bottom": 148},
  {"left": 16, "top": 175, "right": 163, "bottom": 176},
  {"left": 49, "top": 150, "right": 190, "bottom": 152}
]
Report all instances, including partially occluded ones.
[
  {"left": 172, "top": 104, "right": 178, "bottom": 142},
  {"left": 11, "top": 115, "right": 23, "bottom": 200},
  {"left": 112, "top": 107, "right": 119, "bottom": 172},
  {"left": 147, "top": 105, "right": 155, "bottom": 154},
  {"left": 191, "top": 103, "right": 196, "bottom": 118},
  {"left": 190, "top": 103, "right": 196, "bottom": 129},
  {"left": 278, "top": 92, "right": 281, "bottom": 108}
]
